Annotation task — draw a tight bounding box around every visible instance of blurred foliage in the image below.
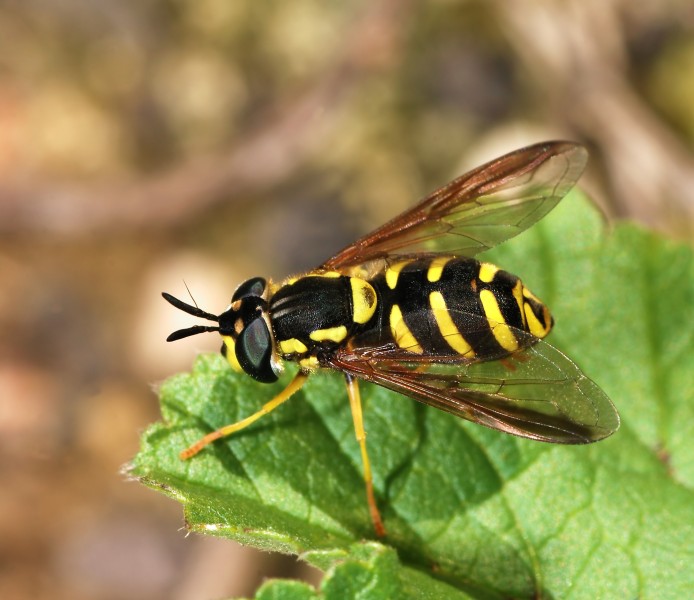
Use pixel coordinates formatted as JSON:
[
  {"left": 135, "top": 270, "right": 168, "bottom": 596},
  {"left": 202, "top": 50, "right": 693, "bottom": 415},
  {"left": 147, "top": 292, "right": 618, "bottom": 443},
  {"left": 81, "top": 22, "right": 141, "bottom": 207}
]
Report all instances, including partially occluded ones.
[{"left": 644, "top": 34, "right": 694, "bottom": 140}]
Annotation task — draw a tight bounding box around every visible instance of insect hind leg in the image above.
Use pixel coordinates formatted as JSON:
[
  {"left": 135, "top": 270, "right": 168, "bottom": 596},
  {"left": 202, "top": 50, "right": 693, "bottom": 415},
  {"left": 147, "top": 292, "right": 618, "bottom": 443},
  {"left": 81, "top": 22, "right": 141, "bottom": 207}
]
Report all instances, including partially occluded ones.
[
  {"left": 345, "top": 373, "right": 386, "bottom": 537},
  {"left": 180, "top": 371, "right": 309, "bottom": 460}
]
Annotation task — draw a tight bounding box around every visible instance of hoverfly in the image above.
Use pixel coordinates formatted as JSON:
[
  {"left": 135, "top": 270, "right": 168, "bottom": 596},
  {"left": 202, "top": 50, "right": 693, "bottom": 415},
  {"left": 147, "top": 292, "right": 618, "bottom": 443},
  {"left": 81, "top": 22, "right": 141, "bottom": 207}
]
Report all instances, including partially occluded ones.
[{"left": 163, "top": 141, "right": 619, "bottom": 537}]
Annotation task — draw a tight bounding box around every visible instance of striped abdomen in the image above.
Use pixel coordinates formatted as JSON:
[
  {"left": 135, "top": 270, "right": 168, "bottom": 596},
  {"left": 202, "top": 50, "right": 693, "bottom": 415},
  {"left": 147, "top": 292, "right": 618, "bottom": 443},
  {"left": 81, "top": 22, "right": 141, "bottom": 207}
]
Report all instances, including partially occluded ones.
[{"left": 367, "top": 256, "right": 553, "bottom": 361}]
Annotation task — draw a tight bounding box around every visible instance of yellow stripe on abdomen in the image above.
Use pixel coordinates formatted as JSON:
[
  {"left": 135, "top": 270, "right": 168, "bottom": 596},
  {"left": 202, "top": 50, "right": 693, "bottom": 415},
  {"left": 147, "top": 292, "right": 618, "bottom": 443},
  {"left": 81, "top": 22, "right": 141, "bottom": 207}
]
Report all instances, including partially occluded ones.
[
  {"left": 479, "top": 289, "right": 519, "bottom": 352},
  {"left": 385, "top": 260, "right": 412, "bottom": 290},
  {"left": 389, "top": 304, "right": 423, "bottom": 353},
  {"left": 429, "top": 292, "right": 475, "bottom": 358},
  {"left": 524, "top": 303, "right": 546, "bottom": 338},
  {"left": 479, "top": 262, "right": 499, "bottom": 283},
  {"left": 426, "top": 257, "right": 450, "bottom": 283},
  {"left": 522, "top": 287, "right": 553, "bottom": 338}
]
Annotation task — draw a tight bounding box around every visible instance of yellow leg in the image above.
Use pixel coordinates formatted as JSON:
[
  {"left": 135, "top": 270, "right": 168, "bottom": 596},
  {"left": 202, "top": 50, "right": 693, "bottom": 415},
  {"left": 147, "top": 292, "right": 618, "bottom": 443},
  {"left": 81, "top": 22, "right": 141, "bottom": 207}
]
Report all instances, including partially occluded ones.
[
  {"left": 345, "top": 374, "right": 386, "bottom": 538},
  {"left": 180, "top": 371, "right": 309, "bottom": 460}
]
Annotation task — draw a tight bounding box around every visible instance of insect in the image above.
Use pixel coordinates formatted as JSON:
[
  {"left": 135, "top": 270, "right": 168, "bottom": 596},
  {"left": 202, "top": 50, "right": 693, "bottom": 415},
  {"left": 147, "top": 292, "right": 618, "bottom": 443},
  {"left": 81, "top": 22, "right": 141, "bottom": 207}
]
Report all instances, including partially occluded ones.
[{"left": 163, "top": 140, "right": 620, "bottom": 537}]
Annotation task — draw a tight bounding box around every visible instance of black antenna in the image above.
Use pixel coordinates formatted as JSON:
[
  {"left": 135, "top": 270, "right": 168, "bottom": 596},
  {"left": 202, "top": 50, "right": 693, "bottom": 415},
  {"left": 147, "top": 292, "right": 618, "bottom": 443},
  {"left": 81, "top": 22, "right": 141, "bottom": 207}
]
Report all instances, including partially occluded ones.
[
  {"left": 162, "top": 292, "right": 221, "bottom": 342},
  {"left": 162, "top": 292, "right": 219, "bottom": 321},
  {"left": 166, "top": 324, "right": 220, "bottom": 342}
]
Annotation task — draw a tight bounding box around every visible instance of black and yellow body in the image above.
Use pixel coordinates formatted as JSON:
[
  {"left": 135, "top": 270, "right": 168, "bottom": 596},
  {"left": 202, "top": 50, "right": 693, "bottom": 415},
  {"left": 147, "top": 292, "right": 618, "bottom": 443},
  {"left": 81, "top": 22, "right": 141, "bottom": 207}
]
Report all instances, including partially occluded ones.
[
  {"left": 248, "top": 257, "right": 553, "bottom": 376},
  {"left": 163, "top": 141, "right": 619, "bottom": 538}
]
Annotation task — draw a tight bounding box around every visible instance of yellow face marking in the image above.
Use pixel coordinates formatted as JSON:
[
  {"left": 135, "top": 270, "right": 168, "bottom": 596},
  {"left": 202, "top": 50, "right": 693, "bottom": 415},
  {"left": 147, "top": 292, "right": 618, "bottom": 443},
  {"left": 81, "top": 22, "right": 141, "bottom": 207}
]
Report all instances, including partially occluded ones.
[
  {"left": 350, "top": 278, "right": 377, "bottom": 324},
  {"left": 429, "top": 292, "right": 475, "bottom": 358},
  {"left": 385, "top": 260, "right": 411, "bottom": 290},
  {"left": 222, "top": 335, "right": 243, "bottom": 372},
  {"left": 479, "top": 262, "right": 499, "bottom": 283},
  {"left": 479, "top": 289, "right": 519, "bottom": 352},
  {"left": 389, "top": 304, "right": 423, "bottom": 353},
  {"left": 513, "top": 280, "right": 527, "bottom": 329},
  {"left": 310, "top": 325, "right": 348, "bottom": 343},
  {"left": 299, "top": 356, "right": 319, "bottom": 371},
  {"left": 234, "top": 318, "right": 244, "bottom": 335},
  {"left": 426, "top": 257, "right": 450, "bottom": 283},
  {"left": 279, "top": 338, "right": 308, "bottom": 355}
]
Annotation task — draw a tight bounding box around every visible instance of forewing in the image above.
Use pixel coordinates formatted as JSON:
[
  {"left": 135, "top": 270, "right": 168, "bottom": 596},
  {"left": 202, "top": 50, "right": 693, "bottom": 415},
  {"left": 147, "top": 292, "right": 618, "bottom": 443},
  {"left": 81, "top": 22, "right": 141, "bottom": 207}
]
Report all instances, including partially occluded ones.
[
  {"left": 330, "top": 324, "right": 619, "bottom": 444},
  {"left": 322, "top": 141, "right": 588, "bottom": 270}
]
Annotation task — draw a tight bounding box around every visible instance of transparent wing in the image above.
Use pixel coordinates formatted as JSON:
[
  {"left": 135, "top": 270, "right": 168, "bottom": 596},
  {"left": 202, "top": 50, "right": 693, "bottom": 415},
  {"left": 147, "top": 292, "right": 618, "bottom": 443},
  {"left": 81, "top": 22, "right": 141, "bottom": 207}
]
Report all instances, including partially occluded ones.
[
  {"left": 322, "top": 141, "right": 588, "bottom": 271},
  {"left": 329, "top": 315, "right": 619, "bottom": 444}
]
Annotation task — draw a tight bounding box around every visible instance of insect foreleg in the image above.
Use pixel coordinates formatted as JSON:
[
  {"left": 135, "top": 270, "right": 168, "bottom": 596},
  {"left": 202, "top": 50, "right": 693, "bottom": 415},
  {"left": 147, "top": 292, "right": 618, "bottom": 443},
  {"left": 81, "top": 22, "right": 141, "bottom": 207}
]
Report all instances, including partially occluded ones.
[{"left": 179, "top": 371, "right": 309, "bottom": 460}]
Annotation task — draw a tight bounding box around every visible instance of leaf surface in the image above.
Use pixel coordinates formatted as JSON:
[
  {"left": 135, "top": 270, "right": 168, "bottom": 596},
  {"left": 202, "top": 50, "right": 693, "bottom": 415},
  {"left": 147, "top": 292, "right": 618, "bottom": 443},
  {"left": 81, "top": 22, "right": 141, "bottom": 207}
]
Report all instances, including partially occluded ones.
[{"left": 131, "top": 191, "right": 694, "bottom": 599}]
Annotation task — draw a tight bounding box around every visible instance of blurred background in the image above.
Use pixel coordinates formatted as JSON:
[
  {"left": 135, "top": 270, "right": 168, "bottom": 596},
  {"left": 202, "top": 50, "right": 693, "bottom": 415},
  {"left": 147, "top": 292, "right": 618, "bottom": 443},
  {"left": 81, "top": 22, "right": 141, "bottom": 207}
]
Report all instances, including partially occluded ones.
[{"left": 0, "top": 0, "right": 692, "bottom": 598}]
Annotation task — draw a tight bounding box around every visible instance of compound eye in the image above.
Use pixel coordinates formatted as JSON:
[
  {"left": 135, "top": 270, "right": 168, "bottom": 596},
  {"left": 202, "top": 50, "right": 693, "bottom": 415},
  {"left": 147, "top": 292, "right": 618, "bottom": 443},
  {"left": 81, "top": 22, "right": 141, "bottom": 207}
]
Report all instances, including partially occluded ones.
[
  {"left": 232, "top": 277, "right": 267, "bottom": 301},
  {"left": 235, "top": 317, "right": 278, "bottom": 383}
]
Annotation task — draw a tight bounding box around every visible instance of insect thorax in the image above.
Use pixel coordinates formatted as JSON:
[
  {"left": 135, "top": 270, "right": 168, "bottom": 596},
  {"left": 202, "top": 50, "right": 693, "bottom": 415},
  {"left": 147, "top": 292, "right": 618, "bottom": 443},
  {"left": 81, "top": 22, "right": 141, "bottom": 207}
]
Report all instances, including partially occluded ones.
[{"left": 269, "top": 271, "right": 377, "bottom": 370}]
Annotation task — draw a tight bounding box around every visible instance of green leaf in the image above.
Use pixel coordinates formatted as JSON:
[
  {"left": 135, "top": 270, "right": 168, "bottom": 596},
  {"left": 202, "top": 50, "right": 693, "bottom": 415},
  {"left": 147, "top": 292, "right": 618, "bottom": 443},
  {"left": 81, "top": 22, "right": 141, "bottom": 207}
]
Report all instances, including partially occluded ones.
[
  {"left": 254, "top": 579, "right": 319, "bottom": 600},
  {"left": 131, "top": 191, "right": 694, "bottom": 598},
  {"left": 264, "top": 543, "right": 473, "bottom": 600},
  {"left": 253, "top": 543, "right": 471, "bottom": 600}
]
